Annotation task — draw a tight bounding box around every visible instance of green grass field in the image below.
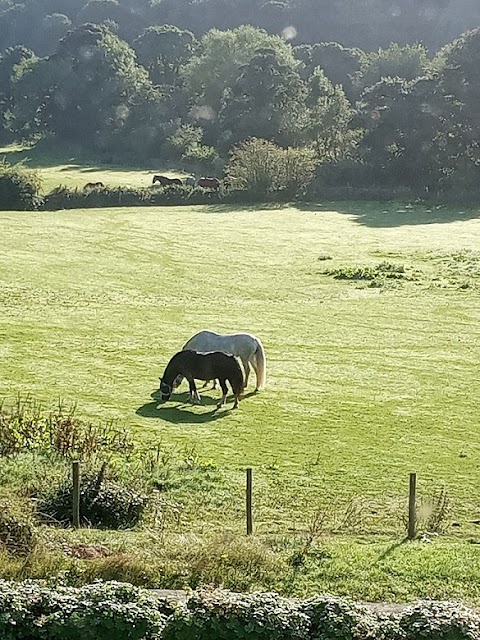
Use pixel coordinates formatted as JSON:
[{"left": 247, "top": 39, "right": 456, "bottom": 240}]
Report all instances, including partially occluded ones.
[{"left": 2, "top": 152, "right": 480, "bottom": 601}]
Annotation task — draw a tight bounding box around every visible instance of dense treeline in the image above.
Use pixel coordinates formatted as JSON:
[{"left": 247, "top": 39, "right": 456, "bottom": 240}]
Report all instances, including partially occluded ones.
[
  {"left": 2, "top": 0, "right": 480, "bottom": 53},
  {"left": 1, "top": 0, "right": 480, "bottom": 197}
]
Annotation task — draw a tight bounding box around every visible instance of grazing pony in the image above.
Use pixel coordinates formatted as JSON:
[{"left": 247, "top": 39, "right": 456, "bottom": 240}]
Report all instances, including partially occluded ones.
[
  {"left": 152, "top": 175, "right": 183, "bottom": 186},
  {"left": 84, "top": 181, "right": 104, "bottom": 190},
  {"left": 197, "top": 177, "right": 220, "bottom": 190},
  {"left": 175, "top": 330, "right": 266, "bottom": 391},
  {"left": 159, "top": 350, "right": 244, "bottom": 409}
]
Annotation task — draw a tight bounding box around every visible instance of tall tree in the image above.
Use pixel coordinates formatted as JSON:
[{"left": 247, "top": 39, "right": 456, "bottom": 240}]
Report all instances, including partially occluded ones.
[
  {"left": 295, "top": 42, "right": 363, "bottom": 102},
  {"left": 134, "top": 25, "right": 196, "bottom": 85},
  {"left": 218, "top": 47, "right": 306, "bottom": 147},
  {"left": 182, "top": 25, "right": 298, "bottom": 122},
  {"left": 303, "top": 67, "right": 356, "bottom": 161},
  {"left": 0, "top": 45, "right": 37, "bottom": 140},
  {"left": 356, "top": 76, "right": 448, "bottom": 191},
  {"left": 13, "top": 24, "right": 154, "bottom": 148},
  {"left": 356, "top": 43, "right": 432, "bottom": 93}
]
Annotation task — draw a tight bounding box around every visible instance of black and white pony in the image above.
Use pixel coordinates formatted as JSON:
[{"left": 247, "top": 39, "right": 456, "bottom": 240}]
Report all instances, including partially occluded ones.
[{"left": 159, "top": 350, "right": 244, "bottom": 409}]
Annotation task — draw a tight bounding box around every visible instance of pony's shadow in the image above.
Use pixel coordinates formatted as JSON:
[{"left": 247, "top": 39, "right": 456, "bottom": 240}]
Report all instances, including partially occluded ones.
[
  {"left": 137, "top": 389, "right": 257, "bottom": 424},
  {"left": 136, "top": 390, "right": 227, "bottom": 424}
]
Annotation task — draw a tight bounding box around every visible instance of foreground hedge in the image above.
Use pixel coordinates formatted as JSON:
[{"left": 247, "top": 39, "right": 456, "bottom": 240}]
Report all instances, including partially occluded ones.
[
  {"left": 0, "top": 581, "right": 479, "bottom": 639},
  {"left": 0, "top": 580, "right": 166, "bottom": 639}
]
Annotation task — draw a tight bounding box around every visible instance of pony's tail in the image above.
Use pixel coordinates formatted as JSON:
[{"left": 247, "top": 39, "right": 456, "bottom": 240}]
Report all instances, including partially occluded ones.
[{"left": 253, "top": 338, "right": 266, "bottom": 390}]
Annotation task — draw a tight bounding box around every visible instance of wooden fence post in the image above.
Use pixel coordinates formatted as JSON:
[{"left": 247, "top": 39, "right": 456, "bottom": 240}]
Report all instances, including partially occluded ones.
[
  {"left": 246, "top": 467, "right": 253, "bottom": 535},
  {"left": 408, "top": 472, "right": 417, "bottom": 540},
  {"left": 72, "top": 460, "right": 80, "bottom": 529}
]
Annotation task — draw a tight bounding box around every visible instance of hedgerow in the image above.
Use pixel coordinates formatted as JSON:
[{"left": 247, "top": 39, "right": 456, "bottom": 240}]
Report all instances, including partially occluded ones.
[
  {"left": 162, "top": 589, "right": 311, "bottom": 640},
  {"left": 0, "top": 583, "right": 479, "bottom": 640},
  {"left": 0, "top": 580, "right": 166, "bottom": 640}
]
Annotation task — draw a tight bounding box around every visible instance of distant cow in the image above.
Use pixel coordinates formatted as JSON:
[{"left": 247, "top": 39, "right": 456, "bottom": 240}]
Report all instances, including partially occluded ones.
[
  {"left": 84, "top": 181, "right": 104, "bottom": 190},
  {"left": 152, "top": 175, "right": 182, "bottom": 186},
  {"left": 197, "top": 177, "right": 220, "bottom": 190}
]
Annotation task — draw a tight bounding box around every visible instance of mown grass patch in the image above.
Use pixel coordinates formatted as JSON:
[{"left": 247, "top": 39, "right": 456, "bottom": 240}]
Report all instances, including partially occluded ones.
[{"left": 1, "top": 190, "right": 480, "bottom": 601}]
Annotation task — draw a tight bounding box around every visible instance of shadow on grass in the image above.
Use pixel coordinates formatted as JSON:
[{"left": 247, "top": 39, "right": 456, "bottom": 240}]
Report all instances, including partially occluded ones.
[
  {"left": 200, "top": 202, "right": 292, "bottom": 214},
  {"left": 297, "top": 201, "right": 480, "bottom": 228},
  {"left": 0, "top": 142, "right": 166, "bottom": 173},
  {"left": 376, "top": 538, "right": 408, "bottom": 561},
  {"left": 136, "top": 400, "right": 233, "bottom": 424},
  {"left": 138, "top": 388, "right": 256, "bottom": 423}
]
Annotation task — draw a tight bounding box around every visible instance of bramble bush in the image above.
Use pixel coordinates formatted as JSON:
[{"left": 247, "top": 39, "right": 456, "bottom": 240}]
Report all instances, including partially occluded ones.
[{"left": 40, "top": 468, "right": 149, "bottom": 529}]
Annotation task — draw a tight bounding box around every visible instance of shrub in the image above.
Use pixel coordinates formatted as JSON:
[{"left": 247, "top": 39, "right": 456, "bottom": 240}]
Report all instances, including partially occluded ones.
[
  {"left": 0, "top": 397, "right": 133, "bottom": 458},
  {"left": 0, "top": 580, "right": 166, "bottom": 640},
  {"left": 301, "top": 595, "right": 380, "bottom": 640},
  {"left": 0, "top": 159, "right": 43, "bottom": 210},
  {"left": 163, "top": 589, "right": 310, "bottom": 640},
  {"left": 40, "top": 468, "right": 149, "bottom": 529},
  {"left": 0, "top": 498, "right": 37, "bottom": 556},
  {"left": 226, "top": 138, "right": 317, "bottom": 197},
  {"left": 397, "top": 601, "right": 480, "bottom": 640}
]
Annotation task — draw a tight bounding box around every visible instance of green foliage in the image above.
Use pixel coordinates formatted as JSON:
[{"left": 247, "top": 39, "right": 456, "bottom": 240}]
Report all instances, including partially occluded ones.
[
  {"left": 295, "top": 42, "right": 363, "bottom": 102},
  {"left": 182, "top": 25, "right": 298, "bottom": 121},
  {"left": 397, "top": 601, "right": 480, "bottom": 640},
  {"left": 301, "top": 595, "right": 380, "bottom": 640},
  {"left": 0, "top": 397, "right": 133, "bottom": 459},
  {"left": 166, "top": 123, "right": 220, "bottom": 171},
  {"left": 13, "top": 24, "right": 152, "bottom": 147},
  {"left": 355, "top": 76, "right": 447, "bottom": 192},
  {"left": 219, "top": 47, "right": 306, "bottom": 147},
  {"left": 0, "top": 498, "right": 37, "bottom": 556},
  {"left": 303, "top": 67, "right": 357, "bottom": 161},
  {"left": 0, "top": 158, "right": 42, "bottom": 210},
  {"left": 327, "top": 262, "right": 407, "bottom": 282},
  {"left": 357, "top": 43, "right": 432, "bottom": 92},
  {"left": 0, "top": 580, "right": 166, "bottom": 639},
  {"left": 134, "top": 25, "right": 196, "bottom": 84},
  {"left": 0, "top": 580, "right": 480, "bottom": 640},
  {"left": 163, "top": 589, "right": 310, "bottom": 640},
  {"left": 40, "top": 467, "right": 149, "bottom": 529},
  {"left": 226, "top": 138, "right": 317, "bottom": 196},
  {"left": 43, "top": 184, "right": 233, "bottom": 208}
]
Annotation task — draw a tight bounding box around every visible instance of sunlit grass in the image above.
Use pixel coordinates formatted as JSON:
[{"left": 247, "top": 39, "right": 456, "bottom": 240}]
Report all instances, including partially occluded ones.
[
  {"left": 1, "top": 162, "right": 480, "bottom": 600},
  {"left": 0, "top": 143, "right": 183, "bottom": 192}
]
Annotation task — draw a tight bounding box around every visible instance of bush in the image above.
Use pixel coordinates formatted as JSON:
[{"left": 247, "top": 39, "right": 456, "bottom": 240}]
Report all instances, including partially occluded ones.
[
  {"left": 163, "top": 589, "right": 310, "bottom": 640},
  {"left": 397, "top": 601, "right": 480, "bottom": 640},
  {"left": 226, "top": 138, "right": 317, "bottom": 197},
  {"left": 0, "top": 580, "right": 166, "bottom": 640},
  {"left": 301, "top": 595, "right": 380, "bottom": 640},
  {"left": 0, "top": 498, "right": 37, "bottom": 556},
  {"left": 0, "top": 159, "right": 43, "bottom": 210},
  {"left": 0, "top": 397, "right": 133, "bottom": 458},
  {"left": 40, "top": 469, "right": 149, "bottom": 529}
]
